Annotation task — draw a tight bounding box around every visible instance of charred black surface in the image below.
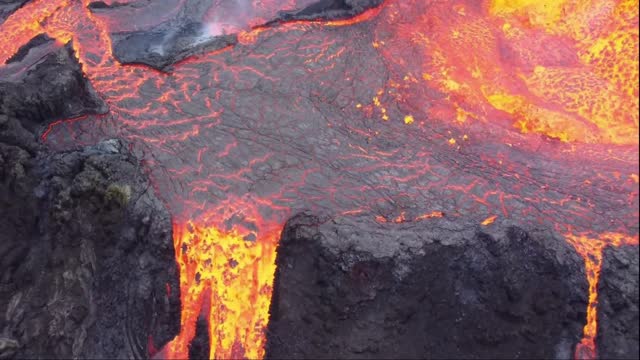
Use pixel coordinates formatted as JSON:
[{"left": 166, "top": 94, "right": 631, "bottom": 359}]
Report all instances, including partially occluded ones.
[
  {"left": 273, "top": 0, "right": 383, "bottom": 22},
  {"left": 4, "top": 34, "right": 52, "bottom": 64},
  {"left": 95, "top": 0, "right": 383, "bottom": 71},
  {"left": 266, "top": 214, "right": 589, "bottom": 359},
  {"left": 596, "top": 245, "right": 640, "bottom": 359},
  {"left": 0, "top": 36, "right": 108, "bottom": 132},
  {"left": 0, "top": 0, "right": 29, "bottom": 23},
  {"left": 188, "top": 316, "right": 211, "bottom": 360},
  {"left": 0, "top": 41, "right": 179, "bottom": 359},
  {"left": 111, "top": 23, "right": 237, "bottom": 72}
]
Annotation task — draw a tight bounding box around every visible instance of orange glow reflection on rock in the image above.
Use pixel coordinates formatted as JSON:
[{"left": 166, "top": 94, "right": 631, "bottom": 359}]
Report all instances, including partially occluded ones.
[
  {"left": 565, "top": 232, "right": 639, "bottom": 359},
  {"left": 377, "top": 0, "right": 639, "bottom": 144},
  {"left": 165, "top": 219, "right": 279, "bottom": 359}
]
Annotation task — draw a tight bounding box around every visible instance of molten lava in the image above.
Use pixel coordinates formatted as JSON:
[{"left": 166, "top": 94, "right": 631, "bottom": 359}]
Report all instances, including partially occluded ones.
[
  {"left": 1, "top": 0, "right": 638, "bottom": 359},
  {"left": 166, "top": 216, "right": 280, "bottom": 359},
  {"left": 371, "top": 0, "right": 639, "bottom": 145},
  {"left": 566, "top": 232, "right": 639, "bottom": 359}
]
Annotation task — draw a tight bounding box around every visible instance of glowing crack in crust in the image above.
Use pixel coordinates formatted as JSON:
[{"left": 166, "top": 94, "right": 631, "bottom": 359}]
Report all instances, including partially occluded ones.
[{"left": 1, "top": 0, "right": 638, "bottom": 359}]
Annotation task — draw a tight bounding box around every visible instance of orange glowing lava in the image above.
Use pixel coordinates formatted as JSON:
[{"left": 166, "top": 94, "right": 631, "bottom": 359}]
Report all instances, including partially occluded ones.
[
  {"left": 165, "top": 217, "right": 280, "bottom": 359},
  {"left": 372, "top": 0, "right": 639, "bottom": 145},
  {"left": 481, "top": 215, "right": 498, "bottom": 225},
  {"left": 565, "top": 232, "right": 639, "bottom": 359},
  {"left": 0, "top": 1, "right": 385, "bottom": 357},
  {"left": 0, "top": 0, "right": 70, "bottom": 64}
]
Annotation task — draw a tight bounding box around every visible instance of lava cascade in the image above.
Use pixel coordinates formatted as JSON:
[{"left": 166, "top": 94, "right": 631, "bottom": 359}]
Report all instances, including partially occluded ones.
[
  {"left": 566, "top": 232, "right": 639, "bottom": 359},
  {"left": 166, "top": 215, "right": 280, "bottom": 359},
  {"left": 0, "top": 0, "right": 638, "bottom": 359}
]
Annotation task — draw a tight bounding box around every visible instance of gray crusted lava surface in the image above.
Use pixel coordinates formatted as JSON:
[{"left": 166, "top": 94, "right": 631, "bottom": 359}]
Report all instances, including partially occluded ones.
[
  {"left": 0, "top": 38, "right": 178, "bottom": 359},
  {"left": 266, "top": 213, "right": 589, "bottom": 359},
  {"left": 0, "top": 35, "right": 108, "bottom": 132},
  {"left": 597, "top": 245, "right": 640, "bottom": 359},
  {"left": 88, "top": 0, "right": 240, "bottom": 71},
  {"left": 90, "top": 0, "right": 383, "bottom": 70},
  {"left": 272, "top": 0, "right": 384, "bottom": 22}
]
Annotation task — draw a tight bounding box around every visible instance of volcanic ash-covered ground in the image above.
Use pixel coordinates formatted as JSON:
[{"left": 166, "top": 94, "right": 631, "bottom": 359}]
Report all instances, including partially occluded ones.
[{"left": 0, "top": 0, "right": 638, "bottom": 359}]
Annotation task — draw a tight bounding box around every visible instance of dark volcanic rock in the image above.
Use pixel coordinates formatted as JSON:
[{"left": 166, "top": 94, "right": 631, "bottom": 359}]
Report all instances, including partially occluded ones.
[
  {"left": 111, "top": 23, "right": 237, "bottom": 72},
  {"left": 90, "top": 0, "right": 238, "bottom": 71},
  {"left": 596, "top": 245, "right": 640, "bottom": 359},
  {"left": 0, "top": 0, "right": 30, "bottom": 23},
  {"left": 274, "top": 0, "right": 384, "bottom": 22},
  {"left": 188, "top": 316, "right": 210, "bottom": 360},
  {"left": 93, "top": 0, "right": 383, "bottom": 71},
  {"left": 0, "top": 37, "right": 178, "bottom": 359},
  {"left": 88, "top": 1, "right": 136, "bottom": 10},
  {"left": 266, "top": 214, "right": 589, "bottom": 359},
  {"left": 0, "top": 121, "right": 180, "bottom": 358},
  {"left": 0, "top": 35, "right": 108, "bottom": 132},
  {"left": 4, "top": 33, "right": 52, "bottom": 64}
]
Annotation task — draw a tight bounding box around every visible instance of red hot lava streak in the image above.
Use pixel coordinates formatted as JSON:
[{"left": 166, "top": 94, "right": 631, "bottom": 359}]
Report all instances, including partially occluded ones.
[
  {"left": 566, "top": 232, "right": 639, "bottom": 360},
  {"left": 1, "top": 0, "right": 638, "bottom": 359}
]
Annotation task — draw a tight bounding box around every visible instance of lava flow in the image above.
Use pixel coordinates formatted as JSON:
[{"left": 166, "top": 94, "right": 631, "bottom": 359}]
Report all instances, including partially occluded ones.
[
  {"left": 167, "top": 215, "right": 280, "bottom": 359},
  {"left": 372, "top": 0, "right": 638, "bottom": 145},
  {"left": 1, "top": 0, "right": 638, "bottom": 359},
  {"left": 566, "top": 232, "right": 639, "bottom": 360}
]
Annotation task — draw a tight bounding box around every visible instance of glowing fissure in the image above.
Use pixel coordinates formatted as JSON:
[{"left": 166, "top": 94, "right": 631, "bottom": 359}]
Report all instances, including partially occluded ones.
[
  {"left": 1, "top": 0, "right": 638, "bottom": 359},
  {"left": 565, "top": 232, "right": 639, "bottom": 360}
]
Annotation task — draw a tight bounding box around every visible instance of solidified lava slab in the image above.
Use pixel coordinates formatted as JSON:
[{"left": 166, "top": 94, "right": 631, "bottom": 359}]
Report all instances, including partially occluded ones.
[
  {"left": 270, "top": 0, "right": 384, "bottom": 22},
  {"left": 91, "top": 0, "right": 383, "bottom": 70},
  {"left": 266, "top": 214, "right": 589, "bottom": 359},
  {"left": 0, "top": 35, "right": 108, "bottom": 132},
  {"left": 596, "top": 245, "right": 640, "bottom": 359}
]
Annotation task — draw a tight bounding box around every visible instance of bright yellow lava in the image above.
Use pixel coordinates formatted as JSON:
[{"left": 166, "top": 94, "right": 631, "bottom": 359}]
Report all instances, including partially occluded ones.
[
  {"left": 565, "top": 232, "right": 639, "bottom": 358},
  {"left": 165, "top": 221, "right": 279, "bottom": 359},
  {"left": 489, "top": 0, "right": 639, "bottom": 144},
  {"left": 396, "top": 0, "right": 640, "bottom": 144}
]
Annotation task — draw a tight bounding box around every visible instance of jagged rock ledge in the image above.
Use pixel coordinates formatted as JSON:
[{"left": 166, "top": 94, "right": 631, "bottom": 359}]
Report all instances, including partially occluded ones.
[
  {"left": 0, "top": 0, "right": 30, "bottom": 23},
  {"left": 597, "top": 245, "right": 639, "bottom": 359},
  {"left": 266, "top": 213, "right": 598, "bottom": 359},
  {"left": 0, "top": 34, "right": 108, "bottom": 132},
  {"left": 271, "top": 0, "right": 384, "bottom": 23},
  {"left": 0, "top": 35, "right": 179, "bottom": 359}
]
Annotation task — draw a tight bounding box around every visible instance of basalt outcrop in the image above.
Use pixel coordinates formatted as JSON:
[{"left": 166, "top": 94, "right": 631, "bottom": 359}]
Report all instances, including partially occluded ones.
[{"left": 0, "top": 37, "right": 179, "bottom": 359}]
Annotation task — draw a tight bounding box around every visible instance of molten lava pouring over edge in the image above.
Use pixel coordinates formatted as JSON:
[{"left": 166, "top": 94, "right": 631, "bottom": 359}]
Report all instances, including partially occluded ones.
[{"left": 1, "top": 0, "right": 638, "bottom": 359}]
